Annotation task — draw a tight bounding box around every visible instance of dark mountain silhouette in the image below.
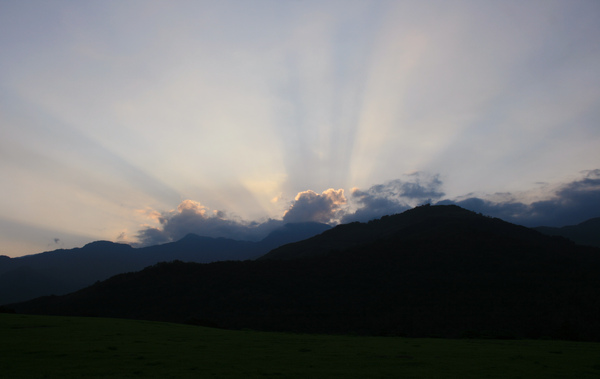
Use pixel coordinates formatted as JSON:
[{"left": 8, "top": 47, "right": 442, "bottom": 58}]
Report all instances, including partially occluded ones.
[
  {"left": 0, "top": 241, "right": 136, "bottom": 305},
  {"left": 534, "top": 217, "right": 600, "bottom": 248},
  {"left": 260, "top": 204, "right": 560, "bottom": 260},
  {"left": 10, "top": 205, "right": 600, "bottom": 340},
  {"left": 257, "top": 222, "right": 334, "bottom": 251},
  {"left": 0, "top": 266, "right": 72, "bottom": 305},
  {"left": 0, "top": 222, "right": 330, "bottom": 305}
]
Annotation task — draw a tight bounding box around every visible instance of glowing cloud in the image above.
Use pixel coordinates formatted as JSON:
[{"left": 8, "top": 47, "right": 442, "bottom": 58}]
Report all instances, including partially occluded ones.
[
  {"left": 1, "top": 2, "right": 599, "bottom": 256},
  {"left": 282, "top": 189, "right": 346, "bottom": 224},
  {"left": 137, "top": 188, "right": 348, "bottom": 246},
  {"left": 136, "top": 199, "right": 283, "bottom": 246}
]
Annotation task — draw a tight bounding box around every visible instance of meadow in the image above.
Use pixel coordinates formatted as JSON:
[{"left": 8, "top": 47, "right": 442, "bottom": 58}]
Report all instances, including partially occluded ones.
[{"left": 1, "top": 314, "right": 599, "bottom": 378}]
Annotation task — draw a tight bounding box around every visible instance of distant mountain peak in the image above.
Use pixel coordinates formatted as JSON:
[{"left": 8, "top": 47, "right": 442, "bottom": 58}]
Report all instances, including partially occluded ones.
[
  {"left": 178, "top": 233, "right": 203, "bottom": 242},
  {"left": 83, "top": 240, "right": 131, "bottom": 249}
]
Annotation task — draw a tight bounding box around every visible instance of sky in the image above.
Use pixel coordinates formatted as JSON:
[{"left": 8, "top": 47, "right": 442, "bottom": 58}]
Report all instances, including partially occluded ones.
[{"left": 1, "top": 0, "right": 599, "bottom": 257}]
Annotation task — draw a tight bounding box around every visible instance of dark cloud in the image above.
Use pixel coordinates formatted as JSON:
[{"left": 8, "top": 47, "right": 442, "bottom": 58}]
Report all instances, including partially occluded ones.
[
  {"left": 136, "top": 226, "right": 171, "bottom": 246},
  {"left": 342, "top": 170, "right": 600, "bottom": 226},
  {"left": 438, "top": 169, "right": 600, "bottom": 227},
  {"left": 396, "top": 172, "right": 445, "bottom": 199},
  {"left": 282, "top": 188, "right": 346, "bottom": 224},
  {"left": 47, "top": 237, "right": 64, "bottom": 249},
  {"left": 342, "top": 173, "right": 445, "bottom": 223}
]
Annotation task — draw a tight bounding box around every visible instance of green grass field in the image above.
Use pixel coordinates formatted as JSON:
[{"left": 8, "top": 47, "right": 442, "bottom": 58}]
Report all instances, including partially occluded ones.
[{"left": 1, "top": 314, "right": 599, "bottom": 378}]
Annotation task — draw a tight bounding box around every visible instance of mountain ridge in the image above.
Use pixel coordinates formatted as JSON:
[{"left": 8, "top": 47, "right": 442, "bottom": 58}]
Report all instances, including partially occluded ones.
[
  {"left": 534, "top": 217, "right": 600, "bottom": 248},
  {"left": 10, "top": 205, "right": 600, "bottom": 340},
  {"left": 260, "top": 204, "right": 562, "bottom": 260},
  {"left": 0, "top": 222, "right": 331, "bottom": 305}
]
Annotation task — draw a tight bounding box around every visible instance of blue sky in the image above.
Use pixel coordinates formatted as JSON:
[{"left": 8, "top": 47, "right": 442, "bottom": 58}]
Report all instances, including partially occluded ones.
[{"left": 1, "top": 0, "right": 599, "bottom": 257}]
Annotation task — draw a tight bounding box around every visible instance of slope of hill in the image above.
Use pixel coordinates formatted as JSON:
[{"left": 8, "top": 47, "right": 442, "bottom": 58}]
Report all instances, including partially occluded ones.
[
  {"left": 534, "top": 217, "right": 600, "bottom": 248},
  {"left": 257, "top": 222, "right": 333, "bottom": 251},
  {"left": 0, "top": 222, "right": 330, "bottom": 305},
  {"left": 11, "top": 205, "right": 600, "bottom": 340}
]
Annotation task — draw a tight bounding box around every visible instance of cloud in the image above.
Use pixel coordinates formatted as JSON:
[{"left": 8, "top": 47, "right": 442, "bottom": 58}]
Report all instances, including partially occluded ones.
[
  {"left": 438, "top": 170, "right": 600, "bottom": 227},
  {"left": 136, "top": 227, "right": 171, "bottom": 247},
  {"left": 135, "top": 170, "right": 600, "bottom": 247},
  {"left": 116, "top": 231, "right": 127, "bottom": 241},
  {"left": 137, "top": 189, "right": 348, "bottom": 246},
  {"left": 46, "top": 237, "right": 64, "bottom": 249},
  {"left": 135, "top": 199, "right": 286, "bottom": 247},
  {"left": 282, "top": 188, "right": 346, "bottom": 224},
  {"left": 342, "top": 173, "right": 445, "bottom": 222},
  {"left": 343, "top": 170, "right": 600, "bottom": 227}
]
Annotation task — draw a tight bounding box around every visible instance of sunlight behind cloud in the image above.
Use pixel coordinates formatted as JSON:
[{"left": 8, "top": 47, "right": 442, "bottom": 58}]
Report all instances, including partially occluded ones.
[
  {"left": 1, "top": 1, "right": 599, "bottom": 256},
  {"left": 240, "top": 175, "right": 289, "bottom": 218}
]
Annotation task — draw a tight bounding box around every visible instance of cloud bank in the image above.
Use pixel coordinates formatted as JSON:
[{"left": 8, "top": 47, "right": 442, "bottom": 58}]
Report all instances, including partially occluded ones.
[
  {"left": 137, "top": 189, "right": 347, "bottom": 246},
  {"left": 438, "top": 169, "right": 600, "bottom": 227},
  {"left": 136, "top": 170, "right": 600, "bottom": 246},
  {"left": 342, "top": 173, "right": 445, "bottom": 223},
  {"left": 136, "top": 200, "right": 281, "bottom": 246}
]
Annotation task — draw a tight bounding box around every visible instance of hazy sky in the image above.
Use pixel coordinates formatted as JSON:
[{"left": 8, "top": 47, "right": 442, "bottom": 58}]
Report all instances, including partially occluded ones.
[{"left": 1, "top": 0, "right": 599, "bottom": 257}]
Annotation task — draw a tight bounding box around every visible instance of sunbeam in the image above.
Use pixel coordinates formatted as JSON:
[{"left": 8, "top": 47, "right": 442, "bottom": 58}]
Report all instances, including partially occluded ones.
[{"left": 1, "top": 1, "right": 599, "bottom": 256}]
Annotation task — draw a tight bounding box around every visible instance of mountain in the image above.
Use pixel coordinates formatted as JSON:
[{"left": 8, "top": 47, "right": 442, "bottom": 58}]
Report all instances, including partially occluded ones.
[
  {"left": 0, "top": 241, "right": 137, "bottom": 305},
  {"left": 257, "top": 222, "right": 332, "bottom": 251},
  {"left": 260, "top": 204, "right": 558, "bottom": 260},
  {"left": 0, "top": 222, "right": 330, "bottom": 305},
  {"left": 10, "top": 205, "right": 600, "bottom": 340},
  {"left": 534, "top": 217, "right": 600, "bottom": 248}
]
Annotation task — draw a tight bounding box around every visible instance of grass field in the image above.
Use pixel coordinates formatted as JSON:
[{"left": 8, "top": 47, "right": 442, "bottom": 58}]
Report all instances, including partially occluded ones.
[{"left": 1, "top": 314, "right": 600, "bottom": 378}]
